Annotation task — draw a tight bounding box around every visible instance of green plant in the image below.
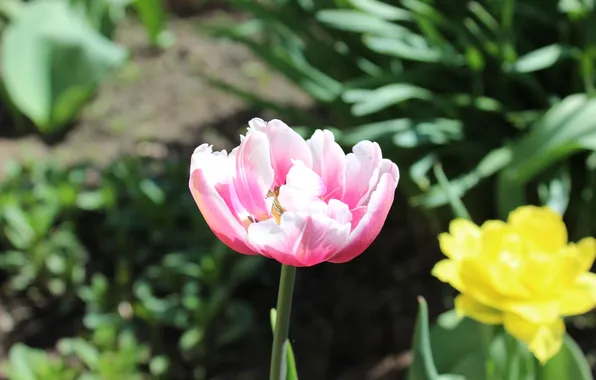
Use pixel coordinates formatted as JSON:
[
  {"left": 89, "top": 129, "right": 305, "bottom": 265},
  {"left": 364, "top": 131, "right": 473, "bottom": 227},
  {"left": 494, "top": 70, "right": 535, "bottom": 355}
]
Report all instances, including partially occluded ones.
[
  {"left": 210, "top": 0, "right": 596, "bottom": 233},
  {"left": 0, "top": 0, "right": 127, "bottom": 133},
  {"left": 0, "top": 155, "right": 262, "bottom": 378},
  {"left": 0, "top": 161, "right": 91, "bottom": 305},
  {"left": 0, "top": 0, "right": 169, "bottom": 134},
  {"left": 3, "top": 325, "right": 150, "bottom": 380}
]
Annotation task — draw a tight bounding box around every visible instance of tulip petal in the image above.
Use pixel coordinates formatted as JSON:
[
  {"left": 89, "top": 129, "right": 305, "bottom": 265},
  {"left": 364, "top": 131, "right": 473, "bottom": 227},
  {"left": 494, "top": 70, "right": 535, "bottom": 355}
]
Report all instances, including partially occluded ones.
[
  {"left": 439, "top": 219, "right": 482, "bottom": 260},
  {"left": 341, "top": 141, "right": 383, "bottom": 209},
  {"left": 285, "top": 160, "right": 326, "bottom": 197},
  {"left": 247, "top": 212, "right": 351, "bottom": 266},
  {"left": 233, "top": 130, "right": 274, "bottom": 221},
  {"left": 328, "top": 172, "right": 397, "bottom": 263},
  {"left": 190, "top": 145, "right": 255, "bottom": 255},
  {"left": 357, "top": 159, "right": 399, "bottom": 207},
  {"left": 327, "top": 199, "right": 352, "bottom": 224},
  {"left": 575, "top": 237, "right": 596, "bottom": 273},
  {"left": 307, "top": 129, "right": 346, "bottom": 200},
  {"left": 455, "top": 294, "right": 503, "bottom": 324},
  {"left": 503, "top": 312, "right": 565, "bottom": 364},
  {"left": 559, "top": 272, "right": 596, "bottom": 316},
  {"left": 277, "top": 185, "right": 321, "bottom": 213},
  {"left": 508, "top": 206, "right": 568, "bottom": 254},
  {"left": 248, "top": 118, "right": 313, "bottom": 186},
  {"left": 431, "top": 259, "right": 464, "bottom": 292}
]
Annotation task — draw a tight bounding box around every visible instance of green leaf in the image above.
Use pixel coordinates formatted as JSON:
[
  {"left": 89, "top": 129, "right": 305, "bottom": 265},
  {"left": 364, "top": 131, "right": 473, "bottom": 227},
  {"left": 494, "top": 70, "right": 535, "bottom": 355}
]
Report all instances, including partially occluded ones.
[
  {"left": 408, "top": 299, "right": 468, "bottom": 380},
  {"left": 1, "top": 0, "right": 127, "bottom": 132},
  {"left": 132, "top": 0, "right": 169, "bottom": 47},
  {"left": 149, "top": 355, "right": 169, "bottom": 376},
  {"left": 433, "top": 164, "right": 471, "bottom": 220},
  {"left": 58, "top": 338, "right": 100, "bottom": 370},
  {"left": 3, "top": 205, "right": 36, "bottom": 249},
  {"left": 496, "top": 94, "right": 596, "bottom": 217},
  {"left": 316, "top": 9, "right": 408, "bottom": 36},
  {"left": 538, "top": 334, "right": 592, "bottom": 380},
  {"left": 338, "top": 118, "right": 462, "bottom": 147},
  {"left": 6, "top": 344, "right": 36, "bottom": 380},
  {"left": 0, "top": 0, "right": 23, "bottom": 19},
  {"left": 537, "top": 164, "right": 571, "bottom": 215},
  {"left": 343, "top": 84, "right": 433, "bottom": 116},
  {"left": 270, "top": 308, "right": 299, "bottom": 380},
  {"left": 411, "top": 146, "right": 513, "bottom": 209},
  {"left": 347, "top": 0, "right": 412, "bottom": 21},
  {"left": 179, "top": 328, "right": 204, "bottom": 352},
  {"left": 364, "top": 35, "right": 445, "bottom": 63},
  {"left": 511, "top": 44, "right": 569, "bottom": 73}
]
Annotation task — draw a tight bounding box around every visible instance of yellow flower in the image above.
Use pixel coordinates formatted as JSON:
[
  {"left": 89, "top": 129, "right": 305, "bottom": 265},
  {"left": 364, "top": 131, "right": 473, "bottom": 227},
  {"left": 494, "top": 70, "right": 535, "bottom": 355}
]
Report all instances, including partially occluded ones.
[{"left": 432, "top": 205, "right": 596, "bottom": 364}]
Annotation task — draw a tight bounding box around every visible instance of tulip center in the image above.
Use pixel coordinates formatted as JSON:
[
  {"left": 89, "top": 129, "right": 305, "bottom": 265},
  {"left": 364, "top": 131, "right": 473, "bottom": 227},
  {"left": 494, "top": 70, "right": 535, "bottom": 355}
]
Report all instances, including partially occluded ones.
[{"left": 267, "top": 186, "right": 286, "bottom": 224}]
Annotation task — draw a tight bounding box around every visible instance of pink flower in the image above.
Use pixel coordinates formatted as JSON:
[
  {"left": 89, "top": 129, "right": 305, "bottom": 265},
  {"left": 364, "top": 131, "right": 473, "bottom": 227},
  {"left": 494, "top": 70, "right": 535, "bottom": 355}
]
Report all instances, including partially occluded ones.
[{"left": 189, "top": 118, "right": 399, "bottom": 267}]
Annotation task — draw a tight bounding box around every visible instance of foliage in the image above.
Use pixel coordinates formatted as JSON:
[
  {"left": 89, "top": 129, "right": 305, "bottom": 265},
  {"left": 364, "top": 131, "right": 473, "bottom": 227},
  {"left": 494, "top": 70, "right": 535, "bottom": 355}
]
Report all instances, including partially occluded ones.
[
  {"left": 0, "top": 155, "right": 263, "bottom": 378},
  {"left": 0, "top": 0, "right": 168, "bottom": 134},
  {"left": 407, "top": 298, "right": 593, "bottom": 380},
  {"left": 211, "top": 0, "right": 596, "bottom": 233},
  {"left": 4, "top": 326, "right": 149, "bottom": 380}
]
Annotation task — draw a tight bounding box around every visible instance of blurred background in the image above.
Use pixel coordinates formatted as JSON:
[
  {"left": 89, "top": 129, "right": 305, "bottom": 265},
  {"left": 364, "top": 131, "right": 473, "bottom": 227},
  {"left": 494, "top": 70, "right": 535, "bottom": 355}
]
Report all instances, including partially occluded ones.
[{"left": 1, "top": 0, "right": 596, "bottom": 379}]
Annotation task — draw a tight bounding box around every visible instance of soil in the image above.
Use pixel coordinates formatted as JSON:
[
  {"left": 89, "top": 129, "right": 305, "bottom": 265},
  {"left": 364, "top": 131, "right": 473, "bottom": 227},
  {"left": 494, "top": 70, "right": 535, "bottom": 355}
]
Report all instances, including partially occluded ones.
[{"left": 1, "top": 10, "right": 596, "bottom": 380}]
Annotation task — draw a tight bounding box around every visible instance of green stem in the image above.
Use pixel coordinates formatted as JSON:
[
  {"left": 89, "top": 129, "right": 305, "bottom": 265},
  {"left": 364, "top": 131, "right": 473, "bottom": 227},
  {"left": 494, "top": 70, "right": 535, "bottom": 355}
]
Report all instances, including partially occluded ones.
[
  {"left": 506, "top": 333, "right": 521, "bottom": 380},
  {"left": 269, "top": 265, "right": 297, "bottom": 380}
]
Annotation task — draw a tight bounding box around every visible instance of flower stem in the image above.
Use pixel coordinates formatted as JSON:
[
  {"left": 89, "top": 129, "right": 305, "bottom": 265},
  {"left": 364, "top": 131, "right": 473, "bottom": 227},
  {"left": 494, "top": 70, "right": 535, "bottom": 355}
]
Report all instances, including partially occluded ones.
[{"left": 270, "top": 264, "right": 297, "bottom": 380}]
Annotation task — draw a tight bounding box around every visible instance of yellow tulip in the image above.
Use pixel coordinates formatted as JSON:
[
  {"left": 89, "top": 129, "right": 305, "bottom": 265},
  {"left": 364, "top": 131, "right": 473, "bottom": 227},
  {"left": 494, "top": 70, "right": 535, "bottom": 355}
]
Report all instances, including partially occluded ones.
[{"left": 432, "top": 205, "right": 596, "bottom": 364}]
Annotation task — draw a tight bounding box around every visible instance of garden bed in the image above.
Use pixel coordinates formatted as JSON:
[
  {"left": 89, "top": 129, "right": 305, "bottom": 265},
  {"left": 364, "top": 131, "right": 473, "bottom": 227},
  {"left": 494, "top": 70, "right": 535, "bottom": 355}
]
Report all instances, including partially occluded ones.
[{"left": 1, "top": 10, "right": 596, "bottom": 380}]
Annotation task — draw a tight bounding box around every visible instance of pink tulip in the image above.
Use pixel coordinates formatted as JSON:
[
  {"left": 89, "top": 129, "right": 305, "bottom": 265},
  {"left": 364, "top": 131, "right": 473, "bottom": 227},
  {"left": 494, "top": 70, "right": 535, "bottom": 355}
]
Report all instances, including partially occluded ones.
[{"left": 189, "top": 118, "right": 399, "bottom": 267}]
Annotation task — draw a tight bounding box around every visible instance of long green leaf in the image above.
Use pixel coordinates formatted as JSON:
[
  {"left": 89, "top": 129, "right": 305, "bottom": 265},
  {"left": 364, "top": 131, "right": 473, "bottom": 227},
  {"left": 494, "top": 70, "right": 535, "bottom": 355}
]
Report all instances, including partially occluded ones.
[
  {"left": 343, "top": 83, "right": 433, "bottom": 115},
  {"left": 316, "top": 9, "right": 408, "bottom": 36},
  {"left": 270, "top": 309, "right": 299, "bottom": 380}
]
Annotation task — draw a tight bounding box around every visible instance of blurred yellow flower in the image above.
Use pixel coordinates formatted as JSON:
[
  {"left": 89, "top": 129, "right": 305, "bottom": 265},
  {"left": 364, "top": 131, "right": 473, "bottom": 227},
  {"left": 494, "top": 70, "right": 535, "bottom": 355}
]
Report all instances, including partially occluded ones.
[{"left": 432, "top": 205, "right": 596, "bottom": 364}]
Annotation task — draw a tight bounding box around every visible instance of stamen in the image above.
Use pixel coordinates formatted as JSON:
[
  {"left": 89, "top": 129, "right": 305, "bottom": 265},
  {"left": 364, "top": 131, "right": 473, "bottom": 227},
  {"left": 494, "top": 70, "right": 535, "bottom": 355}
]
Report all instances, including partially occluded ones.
[{"left": 268, "top": 186, "right": 285, "bottom": 224}]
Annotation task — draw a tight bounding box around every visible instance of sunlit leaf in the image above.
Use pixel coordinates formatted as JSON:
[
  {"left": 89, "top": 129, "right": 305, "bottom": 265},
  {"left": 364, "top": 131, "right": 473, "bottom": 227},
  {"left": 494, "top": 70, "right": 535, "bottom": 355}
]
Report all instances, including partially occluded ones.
[{"left": 1, "top": 0, "right": 127, "bottom": 132}]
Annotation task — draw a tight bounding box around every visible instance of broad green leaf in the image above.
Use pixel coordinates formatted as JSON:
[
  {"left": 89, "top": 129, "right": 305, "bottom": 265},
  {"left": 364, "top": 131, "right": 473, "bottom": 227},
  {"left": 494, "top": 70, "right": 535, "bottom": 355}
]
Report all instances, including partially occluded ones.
[
  {"left": 316, "top": 9, "right": 407, "bottom": 36},
  {"left": 496, "top": 94, "right": 596, "bottom": 216},
  {"left": 364, "top": 35, "right": 444, "bottom": 63},
  {"left": 407, "top": 298, "right": 468, "bottom": 380},
  {"left": 347, "top": 0, "right": 412, "bottom": 21},
  {"left": 1, "top": 0, "right": 127, "bottom": 132},
  {"left": 338, "top": 118, "right": 462, "bottom": 147},
  {"left": 57, "top": 338, "right": 100, "bottom": 370},
  {"left": 343, "top": 84, "right": 432, "bottom": 116},
  {"left": 3, "top": 205, "right": 36, "bottom": 249},
  {"left": 537, "top": 164, "right": 571, "bottom": 215},
  {"left": 179, "top": 328, "right": 204, "bottom": 351},
  {"left": 0, "top": 0, "right": 23, "bottom": 19},
  {"left": 411, "top": 145, "right": 513, "bottom": 209},
  {"left": 6, "top": 344, "right": 36, "bottom": 380},
  {"left": 538, "top": 334, "right": 593, "bottom": 380},
  {"left": 511, "top": 44, "right": 568, "bottom": 73},
  {"left": 270, "top": 308, "right": 299, "bottom": 380},
  {"left": 428, "top": 310, "right": 487, "bottom": 379}
]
